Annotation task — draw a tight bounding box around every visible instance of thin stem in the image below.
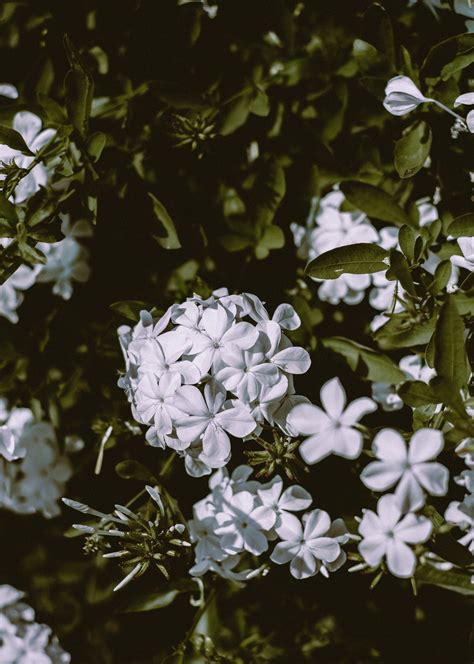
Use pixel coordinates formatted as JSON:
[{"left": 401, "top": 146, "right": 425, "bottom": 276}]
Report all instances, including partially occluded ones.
[
  {"left": 175, "top": 587, "right": 217, "bottom": 664},
  {"left": 430, "top": 98, "right": 467, "bottom": 127}
]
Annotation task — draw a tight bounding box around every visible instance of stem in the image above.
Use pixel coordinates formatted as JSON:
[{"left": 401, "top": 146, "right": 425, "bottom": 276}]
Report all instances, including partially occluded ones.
[
  {"left": 175, "top": 587, "right": 216, "bottom": 664},
  {"left": 430, "top": 99, "right": 467, "bottom": 127}
]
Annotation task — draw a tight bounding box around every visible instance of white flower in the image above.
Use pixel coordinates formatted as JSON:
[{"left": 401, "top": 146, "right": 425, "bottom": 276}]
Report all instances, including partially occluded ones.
[
  {"left": 318, "top": 273, "right": 371, "bottom": 305},
  {"left": 0, "top": 255, "right": 39, "bottom": 323},
  {"left": 134, "top": 372, "right": 184, "bottom": 433},
  {"left": 215, "top": 489, "right": 274, "bottom": 555},
  {"left": 445, "top": 496, "right": 474, "bottom": 553},
  {"left": 174, "top": 382, "right": 256, "bottom": 466},
  {"left": 243, "top": 293, "right": 301, "bottom": 330},
  {"left": 454, "top": 92, "right": 474, "bottom": 132},
  {"left": 256, "top": 474, "right": 312, "bottom": 534},
  {"left": 288, "top": 377, "right": 377, "bottom": 464},
  {"left": 187, "top": 303, "right": 258, "bottom": 373},
  {"left": 270, "top": 509, "right": 342, "bottom": 579},
  {"left": 358, "top": 494, "right": 432, "bottom": 578},
  {"left": 0, "top": 83, "right": 18, "bottom": 99},
  {"left": 133, "top": 337, "right": 200, "bottom": 384},
  {"left": 36, "top": 218, "right": 92, "bottom": 300},
  {"left": 0, "top": 411, "right": 71, "bottom": 518},
  {"left": 216, "top": 346, "right": 280, "bottom": 402},
  {"left": 0, "top": 426, "right": 25, "bottom": 461},
  {"left": 383, "top": 76, "right": 430, "bottom": 116},
  {"left": 0, "top": 584, "right": 70, "bottom": 663},
  {"left": 360, "top": 428, "right": 449, "bottom": 511},
  {"left": 451, "top": 237, "right": 474, "bottom": 271},
  {"left": 0, "top": 111, "right": 56, "bottom": 202}
]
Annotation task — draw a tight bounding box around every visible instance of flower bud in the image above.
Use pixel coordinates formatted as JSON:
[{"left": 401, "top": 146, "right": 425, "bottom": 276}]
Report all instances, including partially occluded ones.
[{"left": 383, "top": 76, "right": 429, "bottom": 116}]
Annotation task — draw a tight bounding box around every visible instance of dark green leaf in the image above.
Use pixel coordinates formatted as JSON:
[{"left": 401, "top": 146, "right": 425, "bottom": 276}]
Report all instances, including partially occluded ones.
[
  {"left": 394, "top": 121, "right": 432, "bottom": 179},
  {"left": 399, "top": 225, "right": 417, "bottom": 263},
  {"left": 428, "top": 260, "right": 452, "bottom": 295},
  {"left": 340, "top": 181, "right": 413, "bottom": 227},
  {"left": 386, "top": 249, "right": 416, "bottom": 295},
  {"left": 0, "top": 125, "right": 34, "bottom": 155},
  {"left": 148, "top": 193, "right": 181, "bottom": 250},
  {"left": 306, "top": 243, "right": 389, "bottom": 279},
  {"left": 323, "top": 337, "right": 405, "bottom": 383},
  {"left": 398, "top": 381, "right": 439, "bottom": 407},
  {"left": 64, "top": 35, "right": 94, "bottom": 135},
  {"left": 416, "top": 565, "right": 474, "bottom": 596},
  {"left": 87, "top": 132, "right": 106, "bottom": 162},
  {"left": 434, "top": 296, "right": 469, "bottom": 390},
  {"left": 115, "top": 460, "right": 157, "bottom": 483},
  {"left": 110, "top": 300, "right": 154, "bottom": 322},
  {"left": 422, "top": 33, "right": 474, "bottom": 82},
  {"left": 447, "top": 213, "right": 474, "bottom": 238}
]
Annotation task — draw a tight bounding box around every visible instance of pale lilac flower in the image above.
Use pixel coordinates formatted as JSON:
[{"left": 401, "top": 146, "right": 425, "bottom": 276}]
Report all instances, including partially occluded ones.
[
  {"left": 360, "top": 428, "right": 449, "bottom": 511},
  {"left": 0, "top": 426, "right": 25, "bottom": 461},
  {"left": 216, "top": 346, "right": 280, "bottom": 402},
  {"left": 243, "top": 292, "right": 301, "bottom": 330},
  {"left": 454, "top": 92, "right": 474, "bottom": 132},
  {"left": 270, "top": 509, "right": 342, "bottom": 579},
  {"left": 288, "top": 377, "right": 377, "bottom": 464},
  {"left": 358, "top": 494, "right": 432, "bottom": 578}
]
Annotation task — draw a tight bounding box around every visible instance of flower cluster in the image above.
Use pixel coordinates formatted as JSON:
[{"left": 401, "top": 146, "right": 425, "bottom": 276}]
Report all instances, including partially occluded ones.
[
  {"left": 444, "top": 431, "right": 474, "bottom": 556},
  {"left": 290, "top": 188, "right": 439, "bottom": 328},
  {"left": 0, "top": 216, "right": 92, "bottom": 323},
  {"left": 118, "top": 289, "right": 311, "bottom": 476},
  {"left": 189, "top": 465, "right": 350, "bottom": 581},
  {"left": 0, "top": 584, "right": 70, "bottom": 663},
  {"left": 0, "top": 403, "right": 72, "bottom": 518}
]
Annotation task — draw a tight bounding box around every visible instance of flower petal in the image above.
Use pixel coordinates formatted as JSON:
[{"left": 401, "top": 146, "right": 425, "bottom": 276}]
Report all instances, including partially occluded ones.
[
  {"left": 287, "top": 403, "right": 329, "bottom": 436},
  {"left": 360, "top": 461, "right": 404, "bottom": 491},
  {"left": 394, "top": 513, "right": 432, "bottom": 544},
  {"left": 341, "top": 397, "right": 377, "bottom": 425},
  {"left": 408, "top": 428, "right": 444, "bottom": 464},
  {"left": 412, "top": 462, "right": 449, "bottom": 497},
  {"left": 358, "top": 535, "right": 386, "bottom": 567},
  {"left": 299, "top": 432, "right": 334, "bottom": 465},
  {"left": 386, "top": 539, "right": 416, "bottom": 578},
  {"left": 377, "top": 494, "right": 402, "bottom": 530},
  {"left": 320, "top": 377, "right": 346, "bottom": 419},
  {"left": 372, "top": 429, "right": 407, "bottom": 463}
]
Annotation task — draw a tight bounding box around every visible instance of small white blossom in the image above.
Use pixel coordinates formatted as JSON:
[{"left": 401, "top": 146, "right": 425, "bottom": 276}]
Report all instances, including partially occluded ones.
[
  {"left": 288, "top": 377, "right": 377, "bottom": 464},
  {"left": 451, "top": 237, "right": 474, "bottom": 272},
  {"left": 360, "top": 428, "right": 449, "bottom": 511},
  {"left": 270, "top": 509, "right": 344, "bottom": 580},
  {"left": 383, "top": 76, "right": 430, "bottom": 116},
  {"left": 0, "top": 584, "right": 70, "bottom": 663},
  {"left": 445, "top": 496, "right": 474, "bottom": 553},
  {"left": 454, "top": 92, "right": 474, "bottom": 132},
  {"left": 358, "top": 494, "right": 432, "bottom": 578},
  {"left": 0, "top": 111, "right": 56, "bottom": 203}
]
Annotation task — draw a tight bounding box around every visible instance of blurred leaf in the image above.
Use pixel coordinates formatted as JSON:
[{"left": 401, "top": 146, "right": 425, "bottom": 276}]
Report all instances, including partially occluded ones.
[
  {"left": 416, "top": 565, "right": 474, "bottom": 596},
  {"left": 386, "top": 249, "right": 416, "bottom": 295},
  {"left": 115, "top": 459, "right": 157, "bottom": 483},
  {"left": 121, "top": 589, "right": 180, "bottom": 613},
  {"left": 64, "top": 35, "right": 94, "bottom": 135},
  {"left": 87, "top": 132, "right": 106, "bottom": 162},
  {"left": 306, "top": 243, "right": 389, "bottom": 279},
  {"left": 398, "top": 380, "right": 439, "bottom": 407},
  {"left": 110, "top": 300, "right": 154, "bottom": 321},
  {"left": 255, "top": 224, "right": 285, "bottom": 259},
  {"left": 429, "top": 260, "right": 452, "bottom": 295},
  {"left": 399, "top": 225, "right": 417, "bottom": 263},
  {"left": 422, "top": 33, "right": 474, "bottom": 82}
]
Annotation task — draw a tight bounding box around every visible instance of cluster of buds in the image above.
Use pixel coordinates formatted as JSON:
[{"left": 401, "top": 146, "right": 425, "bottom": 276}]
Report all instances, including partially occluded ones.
[{"left": 63, "top": 485, "right": 191, "bottom": 591}]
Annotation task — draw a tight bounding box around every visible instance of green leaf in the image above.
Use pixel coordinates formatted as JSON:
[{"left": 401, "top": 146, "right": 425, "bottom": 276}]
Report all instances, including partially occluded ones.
[
  {"left": 428, "top": 260, "right": 452, "bottom": 295},
  {"left": 38, "top": 93, "right": 69, "bottom": 125},
  {"left": 398, "top": 380, "right": 439, "bottom": 407},
  {"left": 254, "top": 225, "right": 285, "bottom": 260},
  {"left": 416, "top": 565, "right": 474, "bottom": 596},
  {"left": 447, "top": 213, "right": 474, "bottom": 238},
  {"left": 121, "top": 590, "right": 179, "bottom": 613},
  {"left": 453, "top": 290, "right": 474, "bottom": 316},
  {"left": 0, "top": 125, "right": 34, "bottom": 155},
  {"left": 306, "top": 243, "right": 389, "bottom": 279},
  {"left": 363, "top": 3, "right": 395, "bottom": 66},
  {"left": 115, "top": 460, "right": 157, "bottom": 483},
  {"left": 219, "top": 93, "right": 251, "bottom": 136},
  {"left": 220, "top": 233, "right": 252, "bottom": 253},
  {"left": 429, "top": 531, "right": 474, "bottom": 568},
  {"left": 340, "top": 181, "right": 413, "bottom": 227},
  {"left": 394, "top": 121, "right": 432, "bottom": 179},
  {"left": 110, "top": 300, "right": 154, "bottom": 322},
  {"left": 63, "top": 35, "right": 94, "bottom": 135},
  {"left": 386, "top": 249, "right": 416, "bottom": 295},
  {"left": 148, "top": 193, "right": 181, "bottom": 250},
  {"left": 375, "top": 312, "right": 437, "bottom": 350},
  {"left": 422, "top": 33, "right": 474, "bottom": 82},
  {"left": 398, "top": 225, "right": 417, "bottom": 263},
  {"left": 87, "top": 132, "right": 106, "bottom": 162},
  {"left": 249, "top": 87, "right": 270, "bottom": 116},
  {"left": 322, "top": 336, "right": 405, "bottom": 383},
  {"left": 0, "top": 193, "right": 18, "bottom": 224},
  {"left": 434, "top": 296, "right": 469, "bottom": 390}
]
